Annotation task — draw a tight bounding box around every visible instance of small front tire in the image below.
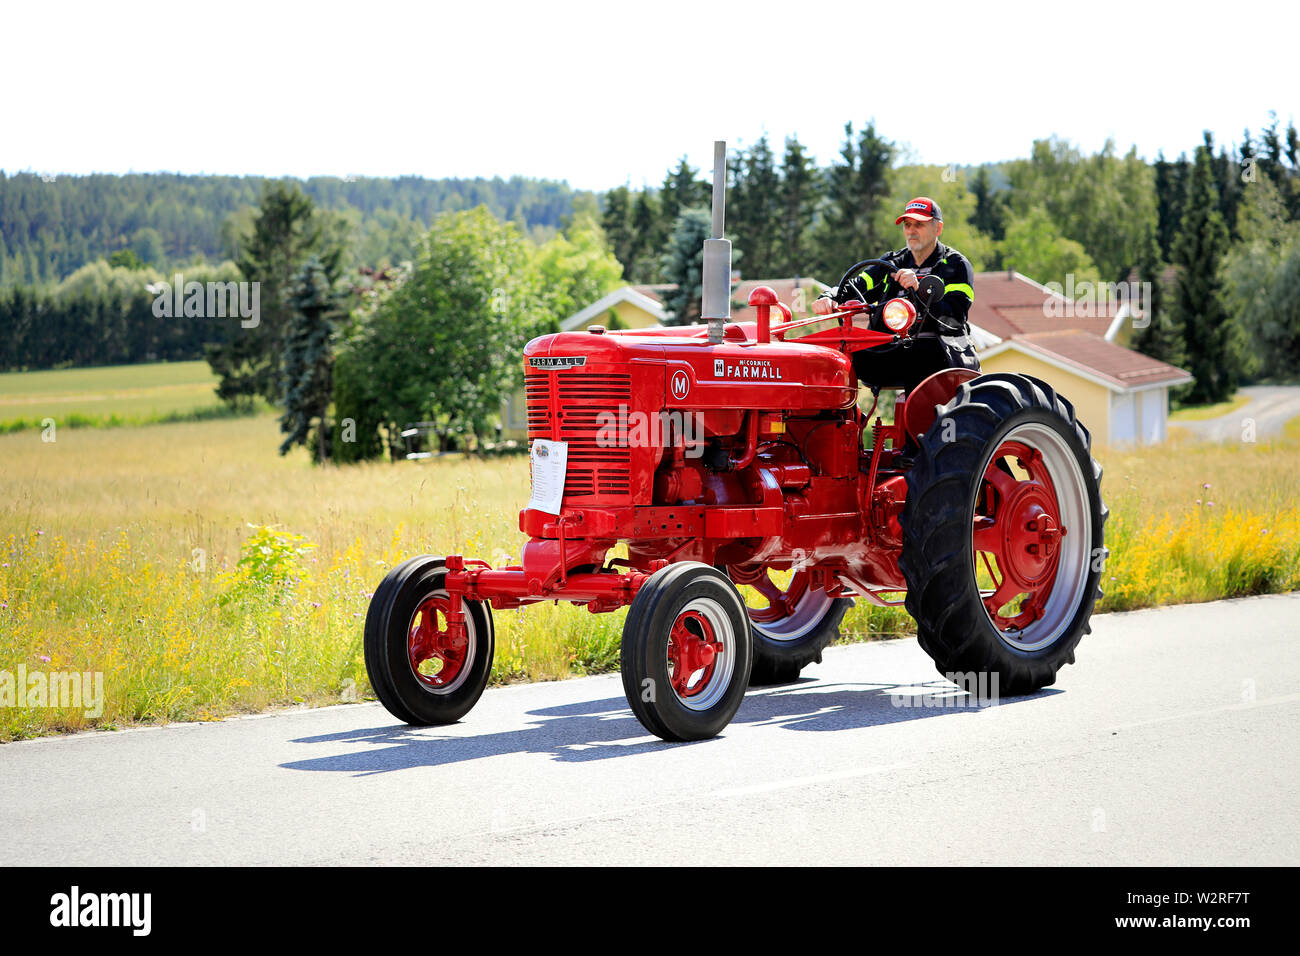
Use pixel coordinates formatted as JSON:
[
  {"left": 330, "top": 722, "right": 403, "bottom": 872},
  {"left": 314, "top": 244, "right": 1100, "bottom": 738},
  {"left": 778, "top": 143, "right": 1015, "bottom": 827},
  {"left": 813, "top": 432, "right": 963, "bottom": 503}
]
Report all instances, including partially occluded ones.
[
  {"left": 621, "top": 563, "right": 753, "bottom": 741},
  {"left": 364, "top": 555, "right": 495, "bottom": 725}
]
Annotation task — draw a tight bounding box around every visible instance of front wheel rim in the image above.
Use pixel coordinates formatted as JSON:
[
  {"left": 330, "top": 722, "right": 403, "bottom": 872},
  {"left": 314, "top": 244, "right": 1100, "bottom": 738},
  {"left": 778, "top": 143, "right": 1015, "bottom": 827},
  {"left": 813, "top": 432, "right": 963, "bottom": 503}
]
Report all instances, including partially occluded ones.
[
  {"left": 971, "top": 423, "right": 1091, "bottom": 652},
  {"left": 407, "top": 592, "right": 475, "bottom": 694},
  {"left": 666, "top": 597, "right": 737, "bottom": 711}
]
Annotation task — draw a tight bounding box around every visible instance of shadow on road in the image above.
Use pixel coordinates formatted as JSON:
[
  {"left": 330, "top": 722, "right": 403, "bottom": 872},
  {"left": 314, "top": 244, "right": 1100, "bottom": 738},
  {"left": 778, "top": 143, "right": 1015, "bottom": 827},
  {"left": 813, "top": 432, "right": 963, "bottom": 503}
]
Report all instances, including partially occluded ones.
[{"left": 281, "top": 679, "right": 1056, "bottom": 776}]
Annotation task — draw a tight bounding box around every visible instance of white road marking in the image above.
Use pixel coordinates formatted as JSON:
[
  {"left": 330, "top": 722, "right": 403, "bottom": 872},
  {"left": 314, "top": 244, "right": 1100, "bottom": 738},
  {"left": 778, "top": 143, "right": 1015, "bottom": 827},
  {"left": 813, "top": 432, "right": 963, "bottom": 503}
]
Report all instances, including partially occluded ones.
[
  {"left": 1105, "top": 693, "right": 1300, "bottom": 733},
  {"left": 710, "top": 762, "right": 914, "bottom": 798}
]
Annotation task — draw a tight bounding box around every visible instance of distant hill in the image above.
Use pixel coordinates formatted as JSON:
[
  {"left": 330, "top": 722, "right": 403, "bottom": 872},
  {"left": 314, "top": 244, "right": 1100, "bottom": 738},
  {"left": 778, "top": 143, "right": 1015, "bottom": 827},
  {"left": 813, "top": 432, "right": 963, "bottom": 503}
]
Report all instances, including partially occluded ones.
[{"left": 0, "top": 171, "right": 589, "bottom": 286}]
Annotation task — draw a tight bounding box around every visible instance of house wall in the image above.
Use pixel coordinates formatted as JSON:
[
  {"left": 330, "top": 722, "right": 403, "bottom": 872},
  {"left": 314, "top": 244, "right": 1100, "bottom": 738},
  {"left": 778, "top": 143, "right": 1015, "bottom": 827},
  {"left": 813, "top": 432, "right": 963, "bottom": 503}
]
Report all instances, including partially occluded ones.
[
  {"left": 977, "top": 349, "right": 1112, "bottom": 446},
  {"left": 1138, "top": 388, "right": 1167, "bottom": 445},
  {"left": 583, "top": 301, "right": 662, "bottom": 331},
  {"left": 1111, "top": 391, "right": 1137, "bottom": 445}
]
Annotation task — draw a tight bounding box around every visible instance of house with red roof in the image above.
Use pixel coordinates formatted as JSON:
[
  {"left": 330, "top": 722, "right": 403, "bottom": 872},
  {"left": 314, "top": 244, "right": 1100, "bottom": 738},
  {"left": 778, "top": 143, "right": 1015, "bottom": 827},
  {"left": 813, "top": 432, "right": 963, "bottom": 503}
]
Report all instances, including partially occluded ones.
[{"left": 967, "top": 271, "right": 1191, "bottom": 446}]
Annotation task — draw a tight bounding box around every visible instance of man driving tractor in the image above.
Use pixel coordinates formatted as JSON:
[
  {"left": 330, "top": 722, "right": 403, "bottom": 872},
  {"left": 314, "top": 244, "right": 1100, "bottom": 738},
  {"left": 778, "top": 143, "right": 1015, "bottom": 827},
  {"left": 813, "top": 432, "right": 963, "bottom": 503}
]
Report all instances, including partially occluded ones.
[{"left": 813, "top": 196, "right": 980, "bottom": 393}]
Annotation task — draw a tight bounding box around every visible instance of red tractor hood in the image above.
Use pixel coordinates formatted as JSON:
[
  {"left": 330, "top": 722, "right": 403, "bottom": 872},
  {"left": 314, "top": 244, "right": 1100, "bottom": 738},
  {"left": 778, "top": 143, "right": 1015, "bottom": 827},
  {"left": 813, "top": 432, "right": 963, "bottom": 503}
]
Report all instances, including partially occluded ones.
[{"left": 524, "top": 323, "right": 856, "bottom": 412}]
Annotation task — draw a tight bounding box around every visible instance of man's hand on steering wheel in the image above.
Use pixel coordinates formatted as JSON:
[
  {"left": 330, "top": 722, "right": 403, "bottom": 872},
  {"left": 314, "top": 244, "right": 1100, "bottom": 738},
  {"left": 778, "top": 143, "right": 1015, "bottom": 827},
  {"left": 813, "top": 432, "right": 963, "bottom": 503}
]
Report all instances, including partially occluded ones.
[{"left": 892, "top": 268, "right": 919, "bottom": 292}]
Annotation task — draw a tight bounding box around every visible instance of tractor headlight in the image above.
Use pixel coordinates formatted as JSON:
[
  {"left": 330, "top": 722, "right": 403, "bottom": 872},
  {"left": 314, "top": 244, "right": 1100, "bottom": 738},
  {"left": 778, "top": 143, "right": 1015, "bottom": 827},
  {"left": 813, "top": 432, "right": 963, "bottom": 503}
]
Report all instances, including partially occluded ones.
[{"left": 882, "top": 297, "right": 917, "bottom": 333}]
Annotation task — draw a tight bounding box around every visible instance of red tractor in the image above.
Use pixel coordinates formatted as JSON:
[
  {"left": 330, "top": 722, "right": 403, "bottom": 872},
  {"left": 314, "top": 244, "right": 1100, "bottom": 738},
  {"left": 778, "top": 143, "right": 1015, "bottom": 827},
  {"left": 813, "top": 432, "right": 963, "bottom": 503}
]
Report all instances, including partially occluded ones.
[{"left": 364, "top": 147, "right": 1107, "bottom": 742}]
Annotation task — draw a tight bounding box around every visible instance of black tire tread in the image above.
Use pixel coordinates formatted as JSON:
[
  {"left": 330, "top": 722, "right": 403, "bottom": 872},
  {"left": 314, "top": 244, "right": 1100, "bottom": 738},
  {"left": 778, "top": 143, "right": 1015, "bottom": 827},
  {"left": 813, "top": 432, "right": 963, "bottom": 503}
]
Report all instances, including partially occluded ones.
[
  {"left": 363, "top": 555, "right": 495, "bottom": 726},
  {"left": 621, "top": 562, "right": 753, "bottom": 741},
  {"left": 899, "top": 373, "right": 1107, "bottom": 695}
]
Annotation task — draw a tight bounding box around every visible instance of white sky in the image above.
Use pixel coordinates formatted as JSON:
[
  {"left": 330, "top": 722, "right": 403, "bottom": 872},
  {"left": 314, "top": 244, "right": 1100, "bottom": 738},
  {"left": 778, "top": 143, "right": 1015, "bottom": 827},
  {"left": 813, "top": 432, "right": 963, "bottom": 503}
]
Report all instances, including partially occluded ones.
[{"left": 3, "top": 0, "right": 1292, "bottom": 191}]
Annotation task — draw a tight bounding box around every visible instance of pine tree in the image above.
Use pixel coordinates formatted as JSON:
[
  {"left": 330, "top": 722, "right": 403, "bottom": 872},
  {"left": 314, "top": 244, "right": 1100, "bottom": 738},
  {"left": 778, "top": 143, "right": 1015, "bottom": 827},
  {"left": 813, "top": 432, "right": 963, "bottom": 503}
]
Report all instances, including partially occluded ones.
[
  {"left": 1153, "top": 151, "right": 1189, "bottom": 261},
  {"left": 971, "top": 165, "right": 1007, "bottom": 249},
  {"left": 279, "top": 256, "right": 340, "bottom": 460},
  {"left": 659, "top": 158, "right": 707, "bottom": 252},
  {"left": 629, "top": 189, "right": 660, "bottom": 282},
  {"left": 1286, "top": 119, "right": 1300, "bottom": 219},
  {"left": 1207, "top": 132, "right": 1243, "bottom": 241},
  {"left": 205, "top": 182, "right": 340, "bottom": 407},
  {"left": 660, "top": 208, "right": 733, "bottom": 327},
  {"left": 1130, "top": 220, "right": 1182, "bottom": 366},
  {"left": 1172, "top": 144, "right": 1242, "bottom": 404},
  {"left": 600, "top": 185, "right": 634, "bottom": 279},
  {"left": 812, "top": 122, "right": 894, "bottom": 279},
  {"left": 730, "top": 135, "right": 780, "bottom": 279},
  {"left": 1259, "top": 112, "right": 1284, "bottom": 183},
  {"left": 1240, "top": 128, "right": 1257, "bottom": 192},
  {"left": 776, "top": 135, "right": 818, "bottom": 277}
]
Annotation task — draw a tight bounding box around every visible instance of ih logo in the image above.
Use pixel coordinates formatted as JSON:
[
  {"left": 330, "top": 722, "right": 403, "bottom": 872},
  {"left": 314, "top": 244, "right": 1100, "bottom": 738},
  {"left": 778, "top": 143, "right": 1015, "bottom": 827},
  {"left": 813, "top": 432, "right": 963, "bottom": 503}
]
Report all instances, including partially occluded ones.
[
  {"left": 713, "top": 358, "right": 724, "bottom": 376},
  {"left": 670, "top": 370, "right": 691, "bottom": 400}
]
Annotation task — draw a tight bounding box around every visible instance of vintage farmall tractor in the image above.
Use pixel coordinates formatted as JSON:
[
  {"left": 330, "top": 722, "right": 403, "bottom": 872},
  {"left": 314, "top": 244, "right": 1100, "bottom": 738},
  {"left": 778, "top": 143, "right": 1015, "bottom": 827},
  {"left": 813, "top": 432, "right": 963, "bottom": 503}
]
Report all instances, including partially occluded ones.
[{"left": 364, "top": 143, "right": 1107, "bottom": 741}]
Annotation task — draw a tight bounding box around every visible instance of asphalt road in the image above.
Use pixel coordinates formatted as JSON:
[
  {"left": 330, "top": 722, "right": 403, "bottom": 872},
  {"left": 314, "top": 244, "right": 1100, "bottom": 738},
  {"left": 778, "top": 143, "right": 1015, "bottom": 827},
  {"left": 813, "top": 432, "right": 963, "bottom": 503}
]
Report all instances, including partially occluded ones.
[
  {"left": 2, "top": 593, "right": 1297, "bottom": 866},
  {"left": 1175, "top": 385, "right": 1300, "bottom": 442}
]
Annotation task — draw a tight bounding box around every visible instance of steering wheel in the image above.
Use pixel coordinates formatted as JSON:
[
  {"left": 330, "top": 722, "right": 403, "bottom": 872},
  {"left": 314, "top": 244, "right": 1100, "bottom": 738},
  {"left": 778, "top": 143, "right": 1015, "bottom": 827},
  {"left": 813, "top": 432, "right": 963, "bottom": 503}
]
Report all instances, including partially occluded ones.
[
  {"left": 833, "top": 258, "right": 897, "bottom": 303},
  {"left": 834, "top": 258, "right": 954, "bottom": 334}
]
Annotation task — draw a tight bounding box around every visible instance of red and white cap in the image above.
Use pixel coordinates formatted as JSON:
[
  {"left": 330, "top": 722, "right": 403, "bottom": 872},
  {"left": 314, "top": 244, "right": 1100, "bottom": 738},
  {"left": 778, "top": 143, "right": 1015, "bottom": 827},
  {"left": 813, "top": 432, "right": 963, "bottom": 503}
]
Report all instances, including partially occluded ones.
[{"left": 895, "top": 197, "right": 943, "bottom": 224}]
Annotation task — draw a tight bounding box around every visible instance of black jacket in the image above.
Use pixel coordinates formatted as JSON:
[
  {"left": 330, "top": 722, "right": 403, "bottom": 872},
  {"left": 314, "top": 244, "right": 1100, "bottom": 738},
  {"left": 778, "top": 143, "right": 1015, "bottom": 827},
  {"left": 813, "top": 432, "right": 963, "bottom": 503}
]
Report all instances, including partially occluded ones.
[{"left": 822, "top": 242, "right": 975, "bottom": 337}]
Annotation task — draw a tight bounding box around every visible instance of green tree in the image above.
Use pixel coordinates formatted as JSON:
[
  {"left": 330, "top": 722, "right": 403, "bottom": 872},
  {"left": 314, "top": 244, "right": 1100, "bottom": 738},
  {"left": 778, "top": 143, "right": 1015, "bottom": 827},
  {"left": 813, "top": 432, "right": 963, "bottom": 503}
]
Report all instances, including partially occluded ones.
[
  {"left": 629, "top": 190, "right": 661, "bottom": 283},
  {"left": 1221, "top": 171, "right": 1300, "bottom": 382},
  {"left": 1172, "top": 144, "right": 1247, "bottom": 404},
  {"left": 129, "top": 227, "right": 166, "bottom": 266},
  {"left": 730, "top": 134, "right": 780, "bottom": 278},
  {"left": 659, "top": 158, "right": 708, "bottom": 253},
  {"left": 600, "top": 184, "right": 635, "bottom": 279},
  {"left": 527, "top": 213, "right": 625, "bottom": 333},
  {"left": 996, "top": 206, "right": 1101, "bottom": 288},
  {"left": 776, "top": 135, "right": 819, "bottom": 277},
  {"left": 1209, "top": 132, "right": 1244, "bottom": 241},
  {"left": 1004, "top": 137, "right": 1155, "bottom": 282},
  {"left": 206, "top": 182, "right": 341, "bottom": 408},
  {"left": 279, "top": 256, "right": 341, "bottom": 461},
  {"left": 1154, "top": 151, "right": 1190, "bottom": 261},
  {"left": 970, "top": 165, "right": 1007, "bottom": 243},
  {"left": 332, "top": 208, "right": 537, "bottom": 459},
  {"left": 1130, "top": 220, "right": 1182, "bottom": 366},
  {"left": 811, "top": 121, "right": 894, "bottom": 279},
  {"left": 660, "top": 208, "right": 728, "bottom": 327},
  {"left": 107, "top": 249, "right": 146, "bottom": 270}
]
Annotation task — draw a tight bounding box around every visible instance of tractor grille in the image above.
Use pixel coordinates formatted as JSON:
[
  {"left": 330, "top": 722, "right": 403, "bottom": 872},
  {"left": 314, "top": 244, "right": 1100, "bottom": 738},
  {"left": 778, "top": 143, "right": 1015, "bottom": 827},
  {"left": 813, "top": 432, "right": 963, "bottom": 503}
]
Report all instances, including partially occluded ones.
[{"left": 525, "top": 370, "right": 633, "bottom": 498}]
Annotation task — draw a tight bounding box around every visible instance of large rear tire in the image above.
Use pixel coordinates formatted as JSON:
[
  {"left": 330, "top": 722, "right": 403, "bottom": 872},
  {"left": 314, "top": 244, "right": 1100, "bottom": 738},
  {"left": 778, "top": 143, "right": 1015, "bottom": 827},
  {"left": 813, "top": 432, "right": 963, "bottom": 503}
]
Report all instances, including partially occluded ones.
[
  {"left": 621, "top": 563, "right": 753, "bottom": 741},
  {"left": 364, "top": 555, "right": 495, "bottom": 725},
  {"left": 899, "top": 373, "right": 1107, "bottom": 696}
]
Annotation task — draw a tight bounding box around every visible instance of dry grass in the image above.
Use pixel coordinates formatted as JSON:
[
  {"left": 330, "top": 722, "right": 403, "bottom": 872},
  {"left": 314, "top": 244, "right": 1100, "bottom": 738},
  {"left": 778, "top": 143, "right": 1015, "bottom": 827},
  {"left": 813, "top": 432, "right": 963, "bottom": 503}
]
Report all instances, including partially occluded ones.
[{"left": 1, "top": 409, "right": 1297, "bottom": 741}]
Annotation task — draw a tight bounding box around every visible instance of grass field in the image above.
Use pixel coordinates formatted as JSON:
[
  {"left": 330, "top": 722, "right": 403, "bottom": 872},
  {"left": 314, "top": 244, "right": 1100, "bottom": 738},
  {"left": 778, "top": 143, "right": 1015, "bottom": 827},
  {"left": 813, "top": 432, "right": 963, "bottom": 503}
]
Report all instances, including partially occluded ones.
[
  {"left": 1168, "top": 392, "right": 1251, "bottom": 423},
  {"left": 0, "top": 361, "right": 237, "bottom": 431},
  {"left": 2, "top": 385, "right": 1298, "bottom": 740}
]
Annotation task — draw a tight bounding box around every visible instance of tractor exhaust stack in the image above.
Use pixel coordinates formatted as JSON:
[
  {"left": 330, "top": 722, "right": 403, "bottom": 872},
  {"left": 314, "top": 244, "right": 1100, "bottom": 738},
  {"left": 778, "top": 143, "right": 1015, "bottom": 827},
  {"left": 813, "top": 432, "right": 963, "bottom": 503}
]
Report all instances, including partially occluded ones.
[{"left": 702, "top": 140, "right": 731, "bottom": 344}]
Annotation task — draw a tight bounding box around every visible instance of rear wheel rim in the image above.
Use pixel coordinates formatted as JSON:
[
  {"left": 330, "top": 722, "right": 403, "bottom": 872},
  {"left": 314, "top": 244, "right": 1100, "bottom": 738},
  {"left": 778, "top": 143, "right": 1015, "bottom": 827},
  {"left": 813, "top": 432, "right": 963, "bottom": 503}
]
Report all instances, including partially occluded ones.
[
  {"left": 728, "top": 565, "right": 833, "bottom": 641},
  {"left": 407, "top": 592, "right": 475, "bottom": 694},
  {"left": 666, "top": 597, "right": 736, "bottom": 711},
  {"left": 972, "top": 423, "right": 1090, "bottom": 652}
]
